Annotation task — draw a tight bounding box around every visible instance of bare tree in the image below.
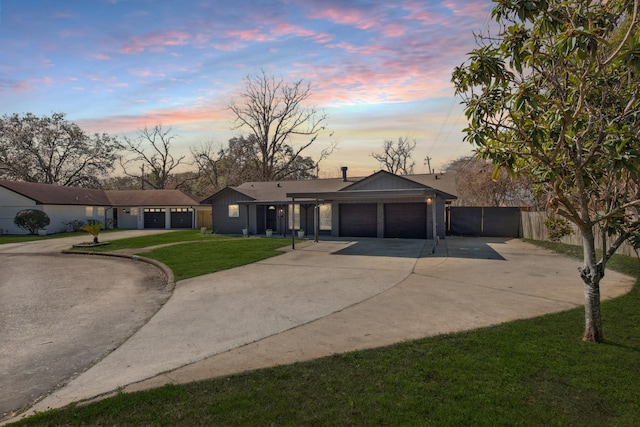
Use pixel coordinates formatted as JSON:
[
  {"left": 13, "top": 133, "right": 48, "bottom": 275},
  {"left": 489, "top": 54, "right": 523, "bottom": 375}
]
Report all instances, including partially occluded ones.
[
  {"left": 446, "top": 156, "right": 539, "bottom": 207},
  {"left": 0, "top": 112, "right": 121, "bottom": 187},
  {"left": 228, "top": 69, "right": 330, "bottom": 181},
  {"left": 120, "top": 124, "right": 188, "bottom": 189},
  {"left": 371, "top": 137, "right": 416, "bottom": 175}
]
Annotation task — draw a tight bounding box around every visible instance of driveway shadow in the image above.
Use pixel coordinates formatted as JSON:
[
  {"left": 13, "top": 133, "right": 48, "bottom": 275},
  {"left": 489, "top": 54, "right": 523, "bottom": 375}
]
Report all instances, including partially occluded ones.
[
  {"left": 329, "top": 237, "right": 507, "bottom": 260},
  {"left": 438, "top": 237, "right": 507, "bottom": 260},
  {"left": 332, "top": 238, "right": 427, "bottom": 258}
]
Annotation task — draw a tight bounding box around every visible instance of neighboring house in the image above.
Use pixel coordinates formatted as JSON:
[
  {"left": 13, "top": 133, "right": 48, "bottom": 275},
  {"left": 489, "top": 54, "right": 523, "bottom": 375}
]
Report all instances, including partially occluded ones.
[
  {"left": 202, "top": 169, "right": 457, "bottom": 239},
  {"left": 0, "top": 180, "right": 200, "bottom": 234}
]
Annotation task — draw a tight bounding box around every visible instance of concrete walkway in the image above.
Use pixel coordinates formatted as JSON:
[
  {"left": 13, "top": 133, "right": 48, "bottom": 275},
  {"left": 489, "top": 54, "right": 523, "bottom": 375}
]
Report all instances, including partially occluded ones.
[{"left": 10, "top": 237, "right": 636, "bottom": 422}]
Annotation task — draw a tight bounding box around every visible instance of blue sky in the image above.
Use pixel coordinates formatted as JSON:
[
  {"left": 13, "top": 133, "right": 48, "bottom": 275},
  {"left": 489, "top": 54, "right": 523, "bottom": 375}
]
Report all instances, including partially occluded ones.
[{"left": 0, "top": 0, "right": 491, "bottom": 177}]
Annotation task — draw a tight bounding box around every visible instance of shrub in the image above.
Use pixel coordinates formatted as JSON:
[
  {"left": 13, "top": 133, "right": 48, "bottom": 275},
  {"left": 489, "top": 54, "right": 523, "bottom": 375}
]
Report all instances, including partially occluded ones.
[
  {"left": 63, "top": 219, "right": 86, "bottom": 232},
  {"left": 14, "top": 209, "right": 51, "bottom": 235},
  {"left": 81, "top": 221, "right": 103, "bottom": 243}
]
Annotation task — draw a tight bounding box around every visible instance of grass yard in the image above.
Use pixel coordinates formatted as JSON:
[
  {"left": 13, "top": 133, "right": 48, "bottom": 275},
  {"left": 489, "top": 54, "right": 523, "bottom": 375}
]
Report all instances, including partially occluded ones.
[
  {"left": 9, "top": 240, "right": 640, "bottom": 426},
  {"left": 142, "top": 238, "right": 297, "bottom": 281},
  {"left": 0, "top": 231, "right": 103, "bottom": 244},
  {"left": 67, "top": 230, "right": 296, "bottom": 281}
]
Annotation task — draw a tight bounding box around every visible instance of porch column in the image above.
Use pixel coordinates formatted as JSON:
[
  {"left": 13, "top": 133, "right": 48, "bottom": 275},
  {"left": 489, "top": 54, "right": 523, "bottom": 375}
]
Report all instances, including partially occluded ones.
[
  {"left": 291, "top": 197, "right": 296, "bottom": 250},
  {"left": 431, "top": 196, "right": 437, "bottom": 253},
  {"left": 314, "top": 200, "right": 319, "bottom": 242}
]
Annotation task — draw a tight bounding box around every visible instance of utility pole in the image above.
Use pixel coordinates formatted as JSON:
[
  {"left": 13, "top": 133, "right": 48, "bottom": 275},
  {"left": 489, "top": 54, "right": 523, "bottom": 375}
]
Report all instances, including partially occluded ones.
[
  {"left": 424, "top": 156, "right": 433, "bottom": 174},
  {"left": 141, "top": 164, "right": 145, "bottom": 189}
]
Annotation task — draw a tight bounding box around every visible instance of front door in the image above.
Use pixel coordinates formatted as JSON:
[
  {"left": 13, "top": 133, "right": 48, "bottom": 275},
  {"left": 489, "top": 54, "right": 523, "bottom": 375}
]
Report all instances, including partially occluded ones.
[{"left": 267, "top": 208, "right": 277, "bottom": 231}]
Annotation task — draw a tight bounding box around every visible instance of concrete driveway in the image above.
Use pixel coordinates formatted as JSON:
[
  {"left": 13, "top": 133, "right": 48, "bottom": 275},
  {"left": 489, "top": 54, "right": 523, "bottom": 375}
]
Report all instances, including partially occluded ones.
[
  {"left": 0, "top": 231, "right": 173, "bottom": 421},
  {"left": 15, "top": 236, "right": 634, "bottom": 421}
]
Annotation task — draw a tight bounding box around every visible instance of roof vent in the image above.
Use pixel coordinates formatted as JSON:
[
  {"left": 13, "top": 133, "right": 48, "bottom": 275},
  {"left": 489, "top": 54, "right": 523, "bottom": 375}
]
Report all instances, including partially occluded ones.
[
  {"left": 341, "top": 166, "right": 348, "bottom": 182},
  {"left": 277, "top": 183, "right": 281, "bottom": 187}
]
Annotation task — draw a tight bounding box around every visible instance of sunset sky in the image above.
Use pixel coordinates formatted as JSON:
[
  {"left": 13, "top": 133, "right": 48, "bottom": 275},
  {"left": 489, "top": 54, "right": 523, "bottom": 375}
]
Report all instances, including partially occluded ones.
[{"left": 0, "top": 0, "right": 492, "bottom": 177}]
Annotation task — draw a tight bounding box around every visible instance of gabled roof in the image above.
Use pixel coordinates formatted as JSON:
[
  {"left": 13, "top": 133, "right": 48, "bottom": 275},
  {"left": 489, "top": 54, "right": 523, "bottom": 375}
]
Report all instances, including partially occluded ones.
[
  {"left": 203, "top": 171, "right": 457, "bottom": 204},
  {"left": 0, "top": 180, "right": 199, "bottom": 207},
  {"left": 287, "top": 170, "right": 457, "bottom": 201},
  {"left": 0, "top": 180, "right": 111, "bottom": 206},
  {"left": 203, "top": 176, "right": 365, "bottom": 204}
]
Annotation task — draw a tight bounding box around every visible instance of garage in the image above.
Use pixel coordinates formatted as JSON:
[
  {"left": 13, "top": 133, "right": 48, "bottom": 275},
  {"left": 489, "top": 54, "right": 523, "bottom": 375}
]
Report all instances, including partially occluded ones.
[
  {"left": 170, "top": 208, "right": 193, "bottom": 229},
  {"left": 384, "top": 203, "right": 427, "bottom": 239},
  {"left": 339, "top": 203, "right": 377, "bottom": 237},
  {"left": 144, "top": 208, "right": 166, "bottom": 229}
]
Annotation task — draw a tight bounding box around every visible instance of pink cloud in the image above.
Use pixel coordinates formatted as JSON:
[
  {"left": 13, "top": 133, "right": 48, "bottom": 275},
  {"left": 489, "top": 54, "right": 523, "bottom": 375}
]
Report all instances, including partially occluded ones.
[
  {"left": 118, "top": 30, "right": 191, "bottom": 54},
  {"left": 226, "top": 28, "right": 271, "bottom": 42},
  {"left": 12, "top": 81, "right": 31, "bottom": 92},
  {"left": 78, "top": 104, "right": 231, "bottom": 135},
  {"left": 382, "top": 23, "right": 405, "bottom": 37},
  {"left": 272, "top": 22, "right": 316, "bottom": 38},
  {"left": 91, "top": 53, "right": 112, "bottom": 60},
  {"left": 442, "top": 1, "right": 490, "bottom": 19},
  {"left": 310, "top": 7, "right": 378, "bottom": 30}
]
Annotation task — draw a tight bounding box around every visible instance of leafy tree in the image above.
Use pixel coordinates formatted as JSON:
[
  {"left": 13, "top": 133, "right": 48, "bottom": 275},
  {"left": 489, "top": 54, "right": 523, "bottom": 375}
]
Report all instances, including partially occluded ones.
[
  {"left": 446, "top": 156, "right": 539, "bottom": 207},
  {"left": 228, "top": 69, "right": 333, "bottom": 181},
  {"left": 452, "top": 0, "right": 640, "bottom": 342},
  {"left": 0, "top": 112, "right": 121, "bottom": 187},
  {"left": 120, "top": 124, "right": 191, "bottom": 189},
  {"left": 371, "top": 137, "right": 416, "bottom": 175},
  {"left": 14, "top": 209, "right": 50, "bottom": 234},
  {"left": 191, "top": 134, "right": 323, "bottom": 195}
]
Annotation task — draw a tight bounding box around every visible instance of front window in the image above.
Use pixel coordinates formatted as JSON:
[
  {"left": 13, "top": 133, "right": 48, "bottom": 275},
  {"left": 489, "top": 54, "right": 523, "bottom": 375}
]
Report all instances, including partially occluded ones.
[
  {"left": 319, "top": 204, "right": 332, "bottom": 230},
  {"left": 85, "top": 206, "right": 94, "bottom": 218},
  {"left": 228, "top": 204, "right": 239, "bottom": 218},
  {"left": 288, "top": 204, "right": 300, "bottom": 229}
]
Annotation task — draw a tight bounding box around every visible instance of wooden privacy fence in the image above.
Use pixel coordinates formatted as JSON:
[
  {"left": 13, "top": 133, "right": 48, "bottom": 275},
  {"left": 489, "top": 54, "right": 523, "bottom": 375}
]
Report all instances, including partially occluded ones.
[
  {"left": 197, "top": 208, "right": 212, "bottom": 229},
  {"left": 520, "top": 211, "right": 638, "bottom": 257}
]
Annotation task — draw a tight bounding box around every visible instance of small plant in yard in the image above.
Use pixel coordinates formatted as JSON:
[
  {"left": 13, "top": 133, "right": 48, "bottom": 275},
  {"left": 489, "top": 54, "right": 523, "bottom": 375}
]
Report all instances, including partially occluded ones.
[
  {"left": 63, "top": 219, "right": 85, "bottom": 232},
  {"left": 13, "top": 209, "right": 50, "bottom": 235},
  {"left": 81, "top": 221, "right": 103, "bottom": 243}
]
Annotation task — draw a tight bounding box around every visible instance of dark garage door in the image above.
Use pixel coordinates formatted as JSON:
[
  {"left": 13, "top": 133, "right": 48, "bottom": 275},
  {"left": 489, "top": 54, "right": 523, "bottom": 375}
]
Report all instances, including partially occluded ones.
[
  {"left": 384, "top": 203, "right": 427, "bottom": 239},
  {"left": 170, "top": 208, "right": 193, "bottom": 229},
  {"left": 339, "top": 203, "right": 377, "bottom": 237},
  {"left": 144, "top": 208, "right": 166, "bottom": 229}
]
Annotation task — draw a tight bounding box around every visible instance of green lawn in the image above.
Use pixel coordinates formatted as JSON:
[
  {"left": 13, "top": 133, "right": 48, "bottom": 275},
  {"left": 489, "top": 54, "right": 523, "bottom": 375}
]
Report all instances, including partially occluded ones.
[
  {"left": 0, "top": 228, "right": 128, "bottom": 244},
  {"left": 142, "top": 238, "right": 297, "bottom": 281},
  {"left": 10, "top": 240, "right": 640, "bottom": 426},
  {"left": 67, "top": 230, "right": 294, "bottom": 281},
  {"left": 0, "top": 231, "right": 91, "bottom": 244}
]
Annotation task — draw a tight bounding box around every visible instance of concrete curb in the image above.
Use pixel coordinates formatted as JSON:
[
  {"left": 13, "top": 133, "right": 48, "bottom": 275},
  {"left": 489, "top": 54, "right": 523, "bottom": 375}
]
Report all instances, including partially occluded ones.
[{"left": 61, "top": 250, "right": 176, "bottom": 292}]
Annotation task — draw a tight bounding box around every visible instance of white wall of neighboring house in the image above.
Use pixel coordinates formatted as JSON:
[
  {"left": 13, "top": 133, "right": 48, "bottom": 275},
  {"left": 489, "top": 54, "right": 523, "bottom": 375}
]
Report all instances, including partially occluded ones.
[
  {"left": 116, "top": 207, "right": 141, "bottom": 229},
  {"left": 43, "top": 205, "right": 108, "bottom": 234},
  {"left": 0, "top": 186, "right": 38, "bottom": 234},
  {"left": 0, "top": 186, "right": 113, "bottom": 234}
]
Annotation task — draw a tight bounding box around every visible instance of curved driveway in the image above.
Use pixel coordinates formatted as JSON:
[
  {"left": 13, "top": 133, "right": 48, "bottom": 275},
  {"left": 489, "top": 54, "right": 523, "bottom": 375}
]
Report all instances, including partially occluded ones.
[
  {"left": 16, "top": 236, "right": 635, "bottom": 422},
  {"left": 0, "top": 231, "right": 172, "bottom": 421}
]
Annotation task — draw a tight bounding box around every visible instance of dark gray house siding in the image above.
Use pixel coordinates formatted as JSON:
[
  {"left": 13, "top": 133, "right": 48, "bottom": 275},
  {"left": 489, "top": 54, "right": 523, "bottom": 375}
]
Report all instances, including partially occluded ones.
[
  {"left": 210, "top": 189, "right": 254, "bottom": 235},
  {"left": 204, "top": 170, "right": 456, "bottom": 240}
]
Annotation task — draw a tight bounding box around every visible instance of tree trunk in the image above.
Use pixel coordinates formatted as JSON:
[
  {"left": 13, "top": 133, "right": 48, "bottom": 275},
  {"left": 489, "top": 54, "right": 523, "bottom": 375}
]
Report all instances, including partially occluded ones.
[{"left": 579, "top": 231, "right": 603, "bottom": 343}]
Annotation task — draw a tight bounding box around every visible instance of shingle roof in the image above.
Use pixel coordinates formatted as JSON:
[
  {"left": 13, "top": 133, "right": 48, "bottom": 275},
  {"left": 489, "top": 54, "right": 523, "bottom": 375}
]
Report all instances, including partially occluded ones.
[
  {"left": 105, "top": 189, "right": 199, "bottom": 206},
  {"left": 233, "top": 177, "right": 364, "bottom": 202},
  {"left": 0, "top": 180, "right": 112, "bottom": 205},
  {"left": 0, "top": 180, "right": 199, "bottom": 206},
  {"left": 204, "top": 172, "right": 458, "bottom": 204},
  {"left": 403, "top": 173, "right": 458, "bottom": 199}
]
